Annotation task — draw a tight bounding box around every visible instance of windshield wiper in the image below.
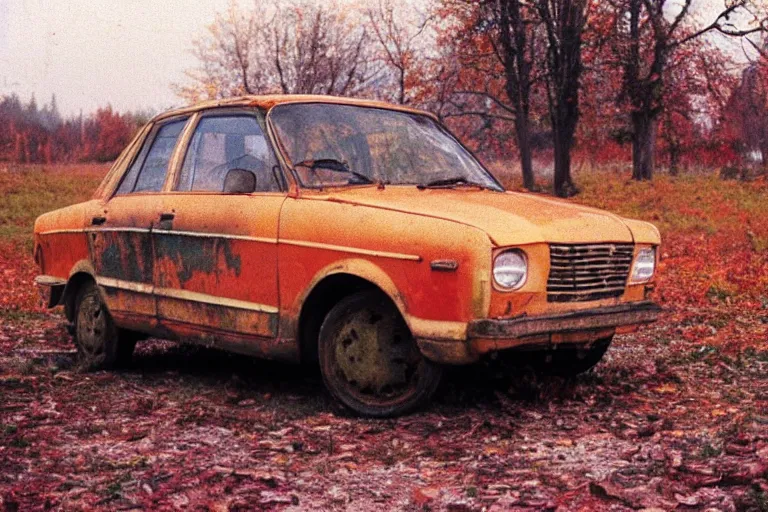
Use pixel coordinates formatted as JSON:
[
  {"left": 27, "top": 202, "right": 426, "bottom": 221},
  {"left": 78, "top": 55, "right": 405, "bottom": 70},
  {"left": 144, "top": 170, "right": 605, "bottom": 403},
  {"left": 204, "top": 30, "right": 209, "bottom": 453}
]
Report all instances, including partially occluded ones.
[
  {"left": 417, "top": 176, "right": 486, "bottom": 189},
  {"left": 294, "top": 158, "right": 374, "bottom": 184}
]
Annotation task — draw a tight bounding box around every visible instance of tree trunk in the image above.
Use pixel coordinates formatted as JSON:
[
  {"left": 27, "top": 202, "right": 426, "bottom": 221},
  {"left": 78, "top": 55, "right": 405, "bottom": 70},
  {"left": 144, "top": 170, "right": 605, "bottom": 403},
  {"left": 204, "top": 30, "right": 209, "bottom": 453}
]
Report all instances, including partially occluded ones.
[
  {"left": 553, "top": 126, "right": 576, "bottom": 197},
  {"left": 535, "top": 0, "right": 586, "bottom": 197},
  {"left": 632, "top": 113, "right": 657, "bottom": 180},
  {"left": 668, "top": 144, "right": 680, "bottom": 176},
  {"left": 515, "top": 115, "right": 535, "bottom": 190},
  {"left": 398, "top": 67, "right": 406, "bottom": 105},
  {"left": 496, "top": 0, "right": 535, "bottom": 191}
]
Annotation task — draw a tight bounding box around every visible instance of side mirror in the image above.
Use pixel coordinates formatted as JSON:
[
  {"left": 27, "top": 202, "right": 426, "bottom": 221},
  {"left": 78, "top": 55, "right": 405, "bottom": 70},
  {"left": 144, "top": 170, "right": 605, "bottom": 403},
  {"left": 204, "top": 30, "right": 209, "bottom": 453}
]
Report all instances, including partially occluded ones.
[{"left": 223, "top": 168, "right": 256, "bottom": 194}]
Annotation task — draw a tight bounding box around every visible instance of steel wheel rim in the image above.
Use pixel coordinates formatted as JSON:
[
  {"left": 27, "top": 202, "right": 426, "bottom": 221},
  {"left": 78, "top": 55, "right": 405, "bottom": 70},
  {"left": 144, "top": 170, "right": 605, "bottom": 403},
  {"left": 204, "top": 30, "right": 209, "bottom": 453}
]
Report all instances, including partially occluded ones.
[
  {"left": 77, "top": 294, "right": 106, "bottom": 357},
  {"left": 329, "top": 304, "right": 424, "bottom": 406}
]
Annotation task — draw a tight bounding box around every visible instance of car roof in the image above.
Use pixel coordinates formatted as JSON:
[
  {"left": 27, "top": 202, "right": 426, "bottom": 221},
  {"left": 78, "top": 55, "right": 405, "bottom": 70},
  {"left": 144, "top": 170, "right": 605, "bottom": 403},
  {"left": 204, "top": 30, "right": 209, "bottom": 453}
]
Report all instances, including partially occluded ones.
[{"left": 152, "top": 94, "right": 438, "bottom": 123}]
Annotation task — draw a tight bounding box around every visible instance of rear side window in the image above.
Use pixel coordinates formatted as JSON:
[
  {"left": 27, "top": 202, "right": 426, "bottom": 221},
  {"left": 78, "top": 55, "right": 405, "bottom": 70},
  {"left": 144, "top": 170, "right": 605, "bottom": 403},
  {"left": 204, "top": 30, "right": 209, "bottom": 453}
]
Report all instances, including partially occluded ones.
[
  {"left": 176, "top": 115, "right": 280, "bottom": 193},
  {"left": 116, "top": 118, "right": 188, "bottom": 194}
]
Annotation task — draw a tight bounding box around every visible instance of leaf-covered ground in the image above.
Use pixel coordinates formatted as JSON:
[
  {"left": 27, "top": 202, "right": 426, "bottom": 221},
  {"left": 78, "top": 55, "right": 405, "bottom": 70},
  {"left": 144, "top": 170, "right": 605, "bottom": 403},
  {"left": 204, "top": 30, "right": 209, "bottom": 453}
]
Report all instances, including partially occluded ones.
[{"left": 1, "top": 164, "right": 767, "bottom": 511}]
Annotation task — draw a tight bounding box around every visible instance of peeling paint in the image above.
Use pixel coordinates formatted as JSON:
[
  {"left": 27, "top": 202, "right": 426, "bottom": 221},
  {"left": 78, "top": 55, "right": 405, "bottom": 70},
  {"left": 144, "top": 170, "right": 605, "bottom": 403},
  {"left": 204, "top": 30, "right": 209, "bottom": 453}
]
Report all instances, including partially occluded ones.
[
  {"left": 154, "top": 234, "right": 242, "bottom": 286},
  {"left": 91, "top": 231, "right": 154, "bottom": 284}
]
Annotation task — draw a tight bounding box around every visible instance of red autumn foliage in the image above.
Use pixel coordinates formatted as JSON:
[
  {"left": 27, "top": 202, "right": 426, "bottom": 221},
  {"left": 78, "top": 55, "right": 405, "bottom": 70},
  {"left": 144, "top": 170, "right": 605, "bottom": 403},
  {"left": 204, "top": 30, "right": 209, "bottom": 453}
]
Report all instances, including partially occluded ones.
[
  {"left": 0, "top": 95, "right": 143, "bottom": 164},
  {"left": 425, "top": 0, "right": 767, "bottom": 179}
]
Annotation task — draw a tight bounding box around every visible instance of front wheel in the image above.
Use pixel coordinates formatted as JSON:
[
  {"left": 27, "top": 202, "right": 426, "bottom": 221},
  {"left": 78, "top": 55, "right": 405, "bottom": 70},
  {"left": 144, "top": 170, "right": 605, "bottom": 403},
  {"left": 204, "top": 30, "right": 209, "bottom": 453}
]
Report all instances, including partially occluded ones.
[
  {"left": 73, "top": 281, "right": 136, "bottom": 370},
  {"left": 318, "top": 291, "right": 442, "bottom": 417}
]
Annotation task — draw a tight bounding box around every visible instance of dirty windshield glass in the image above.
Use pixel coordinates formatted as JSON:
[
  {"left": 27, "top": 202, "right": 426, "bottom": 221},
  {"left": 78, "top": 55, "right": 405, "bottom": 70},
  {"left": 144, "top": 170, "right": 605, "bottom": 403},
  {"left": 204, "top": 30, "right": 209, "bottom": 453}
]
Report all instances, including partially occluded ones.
[{"left": 269, "top": 103, "right": 502, "bottom": 190}]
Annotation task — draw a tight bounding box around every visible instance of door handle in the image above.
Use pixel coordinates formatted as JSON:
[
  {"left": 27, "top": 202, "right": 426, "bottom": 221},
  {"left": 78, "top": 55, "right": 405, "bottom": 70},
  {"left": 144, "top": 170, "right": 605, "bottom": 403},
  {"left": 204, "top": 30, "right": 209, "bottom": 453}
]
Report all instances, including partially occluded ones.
[
  {"left": 91, "top": 216, "right": 107, "bottom": 226},
  {"left": 159, "top": 212, "right": 175, "bottom": 229}
]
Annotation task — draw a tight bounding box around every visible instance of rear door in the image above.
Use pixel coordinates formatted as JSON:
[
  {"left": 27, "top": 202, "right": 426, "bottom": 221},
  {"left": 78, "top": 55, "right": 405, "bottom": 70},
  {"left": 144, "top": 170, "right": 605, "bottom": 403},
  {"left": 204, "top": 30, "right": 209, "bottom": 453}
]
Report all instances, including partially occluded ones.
[
  {"left": 87, "top": 117, "right": 189, "bottom": 331},
  {"left": 151, "top": 111, "right": 286, "bottom": 353}
]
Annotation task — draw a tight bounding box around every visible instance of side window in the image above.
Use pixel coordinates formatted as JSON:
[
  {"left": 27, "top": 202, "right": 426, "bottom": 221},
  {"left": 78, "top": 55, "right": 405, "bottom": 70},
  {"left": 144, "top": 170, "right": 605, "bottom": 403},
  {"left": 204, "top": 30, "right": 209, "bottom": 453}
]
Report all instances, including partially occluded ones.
[
  {"left": 177, "top": 115, "right": 280, "bottom": 192},
  {"left": 116, "top": 118, "right": 188, "bottom": 195}
]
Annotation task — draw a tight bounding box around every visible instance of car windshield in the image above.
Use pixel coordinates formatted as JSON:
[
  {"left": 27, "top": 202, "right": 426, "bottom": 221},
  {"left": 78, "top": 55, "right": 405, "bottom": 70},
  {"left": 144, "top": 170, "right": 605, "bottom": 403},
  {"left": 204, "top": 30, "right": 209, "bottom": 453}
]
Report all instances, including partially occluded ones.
[{"left": 269, "top": 103, "right": 503, "bottom": 190}]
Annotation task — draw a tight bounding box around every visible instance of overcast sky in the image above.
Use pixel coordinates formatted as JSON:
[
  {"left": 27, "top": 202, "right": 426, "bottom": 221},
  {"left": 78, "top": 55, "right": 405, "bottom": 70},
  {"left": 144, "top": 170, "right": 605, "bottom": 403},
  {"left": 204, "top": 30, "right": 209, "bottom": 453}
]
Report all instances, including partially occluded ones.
[
  {"left": 0, "top": 0, "right": 232, "bottom": 116},
  {"left": 0, "top": 0, "right": 761, "bottom": 117}
]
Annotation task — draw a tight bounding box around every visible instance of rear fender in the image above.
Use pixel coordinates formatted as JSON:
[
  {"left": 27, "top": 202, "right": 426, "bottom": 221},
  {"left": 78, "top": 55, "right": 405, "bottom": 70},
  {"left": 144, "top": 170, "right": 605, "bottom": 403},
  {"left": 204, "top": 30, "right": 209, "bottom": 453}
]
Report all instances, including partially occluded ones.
[{"left": 61, "top": 260, "right": 99, "bottom": 321}]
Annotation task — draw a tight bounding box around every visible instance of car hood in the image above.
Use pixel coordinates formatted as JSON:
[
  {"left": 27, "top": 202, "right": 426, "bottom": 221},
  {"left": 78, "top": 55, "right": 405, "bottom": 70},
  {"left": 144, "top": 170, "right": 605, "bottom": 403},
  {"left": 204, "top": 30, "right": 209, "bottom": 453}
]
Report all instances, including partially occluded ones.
[{"left": 319, "top": 187, "right": 637, "bottom": 246}]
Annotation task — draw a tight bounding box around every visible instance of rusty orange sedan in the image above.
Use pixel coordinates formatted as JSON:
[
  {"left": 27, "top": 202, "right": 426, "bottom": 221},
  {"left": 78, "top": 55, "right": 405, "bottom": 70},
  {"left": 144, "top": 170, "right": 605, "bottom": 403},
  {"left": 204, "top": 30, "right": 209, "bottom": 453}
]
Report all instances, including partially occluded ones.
[{"left": 33, "top": 95, "right": 661, "bottom": 416}]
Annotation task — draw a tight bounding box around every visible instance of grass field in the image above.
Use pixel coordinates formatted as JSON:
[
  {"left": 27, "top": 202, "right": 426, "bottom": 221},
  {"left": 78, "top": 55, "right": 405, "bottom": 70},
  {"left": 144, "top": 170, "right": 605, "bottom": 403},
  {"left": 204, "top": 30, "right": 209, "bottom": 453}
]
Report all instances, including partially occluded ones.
[
  {"left": 0, "top": 164, "right": 106, "bottom": 314},
  {"left": 0, "top": 164, "right": 106, "bottom": 247},
  {"left": 1, "top": 163, "right": 767, "bottom": 510}
]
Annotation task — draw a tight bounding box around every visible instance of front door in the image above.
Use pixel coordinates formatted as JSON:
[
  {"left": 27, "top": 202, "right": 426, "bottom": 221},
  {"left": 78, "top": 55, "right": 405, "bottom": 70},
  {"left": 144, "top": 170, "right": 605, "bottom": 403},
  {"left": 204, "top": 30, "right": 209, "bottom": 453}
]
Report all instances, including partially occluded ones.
[
  {"left": 88, "top": 117, "right": 189, "bottom": 332},
  {"left": 151, "top": 112, "right": 286, "bottom": 356}
]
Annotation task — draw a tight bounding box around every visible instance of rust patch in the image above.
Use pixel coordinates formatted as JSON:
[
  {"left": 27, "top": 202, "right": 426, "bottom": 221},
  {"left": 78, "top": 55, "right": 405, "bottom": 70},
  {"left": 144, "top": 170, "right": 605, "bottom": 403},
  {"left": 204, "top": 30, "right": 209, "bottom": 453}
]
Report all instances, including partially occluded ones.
[
  {"left": 91, "top": 231, "right": 154, "bottom": 283},
  {"left": 218, "top": 238, "right": 242, "bottom": 276},
  {"left": 416, "top": 338, "right": 477, "bottom": 365},
  {"left": 155, "top": 235, "right": 216, "bottom": 285},
  {"left": 98, "top": 240, "right": 121, "bottom": 278},
  {"left": 157, "top": 295, "right": 276, "bottom": 338},
  {"left": 468, "top": 301, "right": 661, "bottom": 340},
  {"left": 430, "top": 259, "right": 458, "bottom": 272},
  {"left": 157, "top": 318, "right": 298, "bottom": 362},
  {"left": 278, "top": 315, "right": 297, "bottom": 342},
  {"left": 154, "top": 234, "right": 242, "bottom": 286}
]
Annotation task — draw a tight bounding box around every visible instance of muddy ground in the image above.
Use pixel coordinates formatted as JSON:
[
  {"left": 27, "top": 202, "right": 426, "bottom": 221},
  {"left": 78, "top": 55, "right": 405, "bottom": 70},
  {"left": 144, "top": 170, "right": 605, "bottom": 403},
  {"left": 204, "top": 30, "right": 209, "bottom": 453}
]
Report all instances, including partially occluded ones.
[{"left": 1, "top": 313, "right": 766, "bottom": 511}]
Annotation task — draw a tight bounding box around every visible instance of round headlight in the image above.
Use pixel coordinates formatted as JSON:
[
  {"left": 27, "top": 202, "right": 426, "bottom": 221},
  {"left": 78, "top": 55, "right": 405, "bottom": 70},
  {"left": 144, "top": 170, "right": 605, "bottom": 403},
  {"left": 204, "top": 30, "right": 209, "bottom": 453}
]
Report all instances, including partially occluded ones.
[
  {"left": 493, "top": 250, "right": 527, "bottom": 290},
  {"left": 630, "top": 247, "right": 656, "bottom": 283}
]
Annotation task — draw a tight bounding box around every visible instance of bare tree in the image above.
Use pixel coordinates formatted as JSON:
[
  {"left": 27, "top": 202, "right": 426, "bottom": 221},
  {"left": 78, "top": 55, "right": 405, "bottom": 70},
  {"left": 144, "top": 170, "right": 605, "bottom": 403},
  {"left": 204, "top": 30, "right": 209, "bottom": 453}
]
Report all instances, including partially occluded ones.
[
  {"left": 177, "top": 3, "right": 269, "bottom": 101},
  {"left": 536, "top": 0, "right": 589, "bottom": 197},
  {"left": 366, "top": 0, "right": 433, "bottom": 105},
  {"left": 177, "top": 1, "right": 377, "bottom": 102},
  {"left": 492, "top": 0, "right": 538, "bottom": 191},
  {"left": 440, "top": 0, "right": 539, "bottom": 190},
  {"left": 613, "top": 0, "right": 766, "bottom": 180}
]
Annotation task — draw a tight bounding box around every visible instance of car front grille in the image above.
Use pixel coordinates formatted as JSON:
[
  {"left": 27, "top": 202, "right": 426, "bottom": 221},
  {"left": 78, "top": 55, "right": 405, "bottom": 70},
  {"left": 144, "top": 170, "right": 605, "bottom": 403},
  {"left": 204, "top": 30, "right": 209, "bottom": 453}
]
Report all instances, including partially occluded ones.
[{"left": 547, "top": 243, "right": 634, "bottom": 302}]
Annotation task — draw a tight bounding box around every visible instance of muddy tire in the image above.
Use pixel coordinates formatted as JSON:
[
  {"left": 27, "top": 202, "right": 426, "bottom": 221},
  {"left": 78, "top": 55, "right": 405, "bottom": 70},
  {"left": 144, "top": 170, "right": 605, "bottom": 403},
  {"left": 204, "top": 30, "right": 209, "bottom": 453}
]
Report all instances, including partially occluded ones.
[
  {"left": 526, "top": 336, "right": 613, "bottom": 377},
  {"left": 318, "top": 291, "right": 442, "bottom": 417},
  {"left": 73, "top": 281, "right": 135, "bottom": 370}
]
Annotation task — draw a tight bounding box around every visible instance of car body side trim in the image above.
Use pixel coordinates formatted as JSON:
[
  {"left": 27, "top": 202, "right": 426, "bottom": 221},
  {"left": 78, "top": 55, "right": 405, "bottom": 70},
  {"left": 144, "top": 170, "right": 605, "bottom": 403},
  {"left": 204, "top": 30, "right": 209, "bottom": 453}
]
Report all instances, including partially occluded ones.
[
  {"left": 41, "top": 227, "right": 422, "bottom": 261},
  {"left": 96, "top": 276, "right": 279, "bottom": 314},
  {"left": 96, "top": 276, "right": 154, "bottom": 294},
  {"left": 85, "top": 227, "right": 152, "bottom": 234},
  {"left": 279, "top": 239, "right": 422, "bottom": 261},
  {"left": 152, "top": 229, "right": 278, "bottom": 244},
  {"left": 156, "top": 287, "right": 279, "bottom": 314},
  {"left": 37, "top": 229, "right": 88, "bottom": 236}
]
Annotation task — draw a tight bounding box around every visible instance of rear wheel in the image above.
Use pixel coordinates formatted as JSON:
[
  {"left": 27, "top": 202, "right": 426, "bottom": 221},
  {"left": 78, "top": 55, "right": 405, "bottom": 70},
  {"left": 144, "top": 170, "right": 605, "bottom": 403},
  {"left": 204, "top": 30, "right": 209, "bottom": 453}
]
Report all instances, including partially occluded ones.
[
  {"left": 318, "top": 291, "right": 442, "bottom": 417},
  {"left": 525, "top": 336, "right": 613, "bottom": 377},
  {"left": 73, "top": 281, "right": 136, "bottom": 370}
]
